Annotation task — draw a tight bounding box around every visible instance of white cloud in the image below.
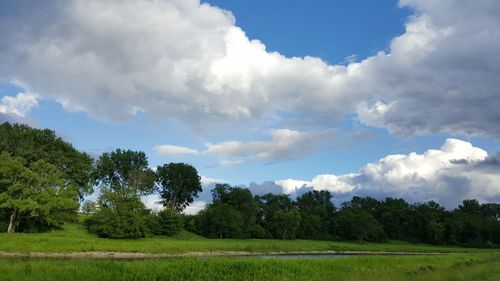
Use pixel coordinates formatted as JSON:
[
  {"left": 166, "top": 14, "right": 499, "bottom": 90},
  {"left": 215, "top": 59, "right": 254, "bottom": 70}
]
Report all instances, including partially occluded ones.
[
  {"left": 272, "top": 139, "right": 500, "bottom": 208},
  {"left": 0, "top": 92, "right": 38, "bottom": 117},
  {"left": 1, "top": 1, "right": 498, "bottom": 136},
  {"left": 200, "top": 175, "right": 222, "bottom": 186},
  {"left": 183, "top": 201, "right": 208, "bottom": 215},
  {"left": 220, "top": 159, "right": 245, "bottom": 166},
  {"left": 154, "top": 144, "right": 199, "bottom": 155},
  {"left": 155, "top": 129, "right": 333, "bottom": 163},
  {"left": 354, "top": 0, "right": 500, "bottom": 136},
  {"left": 0, "top": 92, "right": 38, "bottom": 124},
  {"left": 205, "top": 129, "right": 331, "bottom": 162},
  {"left": 172, "top": 139, "right": 500, "bottom": 210},
  {"left": 276, "top": 174, "right": 356, "bottom": 194},
  {"left": 275, "top": 179, "right": 310, "bottom": 194}
]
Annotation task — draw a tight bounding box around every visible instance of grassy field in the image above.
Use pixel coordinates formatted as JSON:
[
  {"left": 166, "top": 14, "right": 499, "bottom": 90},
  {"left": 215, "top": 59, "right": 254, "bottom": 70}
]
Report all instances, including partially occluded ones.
[
  {"left": 0, "top": 223, "right": 492, "bottom": 254},
  {"left": 0, "top": 253, "right": 498, "bottom": 281},
  {"left": 1, "top": 224, "right": 499, "bottom": 280}
]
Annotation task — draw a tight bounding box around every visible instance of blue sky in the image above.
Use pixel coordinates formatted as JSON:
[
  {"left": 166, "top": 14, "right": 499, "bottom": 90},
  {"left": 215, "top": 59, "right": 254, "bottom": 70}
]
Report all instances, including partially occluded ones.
[{"left": 1, "top": 0, "right": 499, "bottom": 208}]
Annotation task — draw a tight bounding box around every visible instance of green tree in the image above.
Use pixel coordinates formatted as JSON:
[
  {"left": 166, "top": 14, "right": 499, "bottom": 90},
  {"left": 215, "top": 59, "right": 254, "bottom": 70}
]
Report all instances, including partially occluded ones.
[
  {"left": 0, "top": 123, "right": 94, "bottom": 200},
  {"left": 335, "top": 206, "right": 386, "bottom": 242},
  {"left": 268, "top": 209, "right": 301, "bottom": 239},
  {"left": 0, "top": 152, "right": 79, "bottom": 233},
  {"left": 196, "top": 203, "right": 243, "bottom": 239},
  {"left": 155, "top": 163, "right": 202, "bottom": 212},
  {"left": 413, "top": 201, "right": 446, "bottom": 244},
  {"left": 92, "top": 149, "right": 155, "bottom": 196},
  {"left": 85, "top": 191, "right": 149, "bottom": 238},
  {"left": 296, "top": 190, "right": 336, "bottom": 239},
  {"left": 377, "top": 198, "right": 413, "bottom": 240},
  {"left": 208, "top": 184, "right": 261, "bottom": 238},
  {"left": 88, "top": 149, "right": 155, "bottom": 238},
  {"left": 257, "top": 193, "right": 300, "bottom": 239}
]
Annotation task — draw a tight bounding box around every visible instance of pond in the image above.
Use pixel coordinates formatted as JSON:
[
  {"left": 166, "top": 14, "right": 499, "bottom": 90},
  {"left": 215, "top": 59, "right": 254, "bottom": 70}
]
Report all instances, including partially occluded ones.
[{"left": 257, "top": 254, "right": 352, "bottom": 259}]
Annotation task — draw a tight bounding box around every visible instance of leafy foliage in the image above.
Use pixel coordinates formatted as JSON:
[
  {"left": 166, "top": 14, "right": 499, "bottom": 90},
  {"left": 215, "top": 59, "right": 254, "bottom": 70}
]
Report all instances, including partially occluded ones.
[
  {"left": 92, "top": 149, "right": 155, "bottom": 196},
  {"left": 156, "top": 163, "right": 202, "bottom": 212},
  {"left": 196, "top": 203, "right": 243, "bottom": 239},
  {"left": 0, "top": 152, "right": 79, "bottom": 233},
  {"left": 85, "top": 191, "right": 149, "bottom": 239},
  {"left": 296, "top": 190, "right": 336, "bottom": 239},
  {"left": 88, "top": 149, "right": 155, "bottom": 238},
  {"left": 335, "top": 206, "right": 386, "bottom": 242},
  {"left": 149, "top": 209, "right": 183, "bottom": 236},
  {"left": 0, "top": 122, "right": 94, "bottom": 200}
]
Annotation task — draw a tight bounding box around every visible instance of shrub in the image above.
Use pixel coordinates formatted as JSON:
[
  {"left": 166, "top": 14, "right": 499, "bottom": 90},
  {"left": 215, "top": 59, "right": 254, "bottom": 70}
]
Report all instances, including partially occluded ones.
[
  {"left": 150, "top": 209, "right": 183, "bottom": 236},
  {"left": 85, "top": 195, "right": 150, "bottom": 239}
]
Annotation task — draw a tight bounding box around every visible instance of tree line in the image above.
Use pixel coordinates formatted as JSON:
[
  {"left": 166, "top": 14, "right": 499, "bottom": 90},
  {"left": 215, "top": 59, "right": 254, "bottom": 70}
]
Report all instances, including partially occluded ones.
[
  {"left": 188, "top": 185, "right": 500, "bottom": 247},
  {"left": 1, "top": 122, "right": 499, "bottom": 247}
]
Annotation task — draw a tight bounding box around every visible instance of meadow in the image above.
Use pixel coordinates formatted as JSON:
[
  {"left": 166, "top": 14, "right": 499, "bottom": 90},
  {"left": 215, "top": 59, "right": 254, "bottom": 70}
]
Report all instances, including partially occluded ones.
[
  {"left": 0, "top": 223, "right": 490, "bottom": 254},
  {"left": 0, "top": 252, "right": 498, "bottom": 281},
  {"left": 1, "top": 224, "right": 500, "bottom": 280}
]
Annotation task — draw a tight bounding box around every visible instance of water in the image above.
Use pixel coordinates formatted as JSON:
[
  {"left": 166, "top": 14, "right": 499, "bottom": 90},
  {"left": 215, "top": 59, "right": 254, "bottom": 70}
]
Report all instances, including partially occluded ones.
[{"left": 258, "top": 254, "right": 351, "bottom": 259}]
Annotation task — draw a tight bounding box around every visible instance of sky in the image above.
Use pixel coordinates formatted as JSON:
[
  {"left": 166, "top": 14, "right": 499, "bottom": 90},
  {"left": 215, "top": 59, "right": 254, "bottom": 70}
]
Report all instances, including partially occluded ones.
[{"left": 1, "top": 0, "right": 500, "bottom": 211}]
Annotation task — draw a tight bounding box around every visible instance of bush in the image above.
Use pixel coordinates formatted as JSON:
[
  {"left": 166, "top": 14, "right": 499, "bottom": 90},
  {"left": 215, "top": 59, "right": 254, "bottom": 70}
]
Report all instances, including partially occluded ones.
[
  {"left": 85, "top": 195, "right": 150, "bottom": 239},
  {"left": 86, "top": 207, "right": 149, "bottom": 239},
  {"left": 150, "top": 209, "right": 183, "bottom": 236}
]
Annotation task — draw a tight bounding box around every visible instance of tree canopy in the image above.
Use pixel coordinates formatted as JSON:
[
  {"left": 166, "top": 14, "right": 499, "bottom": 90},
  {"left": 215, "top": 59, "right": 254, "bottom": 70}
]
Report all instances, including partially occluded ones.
[
  {"left": 87, "top": 149, "right": 155, "bottom": 238},
  {"left": 0, "top": 152, "right": 79, "bottom": 233},
  {"left": 156, "top": 163, "right": 202, "bottom": 213},
  {"left": 0, "top": 122, "right": 94, "bottom": 200},
  {"left": 92, "top": 149, "right": 155, "bottom": 196}
]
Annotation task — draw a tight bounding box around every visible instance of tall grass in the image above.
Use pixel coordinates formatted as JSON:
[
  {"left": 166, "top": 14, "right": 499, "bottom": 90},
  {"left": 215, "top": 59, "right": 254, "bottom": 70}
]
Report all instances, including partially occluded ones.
[{"left": 0, "top": 253, "right": 498, "bottom": 281}]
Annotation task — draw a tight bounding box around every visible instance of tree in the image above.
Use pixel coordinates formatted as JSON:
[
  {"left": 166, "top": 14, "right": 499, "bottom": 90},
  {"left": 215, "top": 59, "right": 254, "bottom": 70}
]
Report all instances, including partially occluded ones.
[
  {"left": 0, "top": 122, "right": 94, "bottom": 200},
  {"left": 413, "top": 201, "right": 446, "bottom": 244},
  {"left": 0, "top": 152, "right": 79, "bottom": 233},
  {"left": 257, "top": 193, "right": 300, "bottom": 239},
  {"left": 196, "top": 203, "right": 243, "bottom": 239},
  {"left": 208, "top": 184, "right": 261, "bottom": 237},
  {"left": 296, "top": 190, "right": 336, "bottom": 239},
  {"left": 92, "top": 149, "right": 155, "bottom": 196},
  {"left": 87, "top": 149, "right": 155, "bottom": 238},
  {"left": 377, "top": 198, "right": 413, "bottom": 240},
  {"left": 85, "top": 190, "right": 150, "bottom": 238},
  {"left": 335, "top": 206, "right": 386, "bottom": 242},
  {"left": 267, "top": 209, "right": 301, "bottom": 239},
  {"left": 155, "top": 163, "right": 202, "bottom": 212}
]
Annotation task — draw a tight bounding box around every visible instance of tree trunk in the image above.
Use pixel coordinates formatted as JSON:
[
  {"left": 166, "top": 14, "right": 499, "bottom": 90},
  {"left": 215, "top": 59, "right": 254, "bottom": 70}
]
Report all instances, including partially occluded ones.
[{"left": 7, "top": 209, "right": 17, "bottom": 233}]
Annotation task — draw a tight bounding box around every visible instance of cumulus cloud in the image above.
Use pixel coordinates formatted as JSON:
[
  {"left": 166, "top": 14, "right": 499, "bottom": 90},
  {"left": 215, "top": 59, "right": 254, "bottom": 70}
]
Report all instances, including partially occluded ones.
[
  {"left": 0, "top": 92, "right": 38, "bottom": 123},
  {"left": 355, "top": 0, "right": 500, "bottom": 136},
  {"left": 155, "top": 129, "right": 333, "bottom": 163},
  {"left": 1, "top": 0, "right": 498, "bottom": 136},
  {"left": 269, "top": 139, "right": 500, "bottom": 208}
]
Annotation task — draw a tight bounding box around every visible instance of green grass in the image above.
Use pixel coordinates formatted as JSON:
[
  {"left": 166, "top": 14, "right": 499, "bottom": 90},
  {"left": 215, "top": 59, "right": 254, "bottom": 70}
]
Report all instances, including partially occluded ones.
[
  {"left": 1, "top": 224, "right": 499, "bottom": 280},
  {"left": 0, "top": 253, "right": 498, "bottom": 281},
  {"left": 0, "top": 223, "right": 494, "bottom": 254}
]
